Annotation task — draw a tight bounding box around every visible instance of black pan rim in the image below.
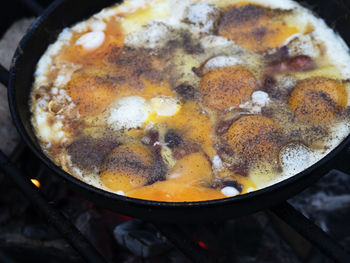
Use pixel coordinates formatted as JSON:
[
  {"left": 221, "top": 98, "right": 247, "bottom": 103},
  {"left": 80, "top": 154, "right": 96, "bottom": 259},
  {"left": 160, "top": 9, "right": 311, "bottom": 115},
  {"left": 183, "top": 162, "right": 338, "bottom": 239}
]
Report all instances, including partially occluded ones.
[{"left": 7, "top": 0, "right": 350, "bottom": 209}]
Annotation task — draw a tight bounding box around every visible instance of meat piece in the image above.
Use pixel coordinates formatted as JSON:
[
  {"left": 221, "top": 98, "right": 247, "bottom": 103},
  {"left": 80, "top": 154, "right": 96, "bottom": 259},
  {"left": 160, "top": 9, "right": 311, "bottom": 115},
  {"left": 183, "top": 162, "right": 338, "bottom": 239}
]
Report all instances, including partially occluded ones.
[
  {"left": 287, "top": 55, "right": 316, "bottom": 71},
  {"left": 266, "top": 55, "right": 316, "bottom": 74}
]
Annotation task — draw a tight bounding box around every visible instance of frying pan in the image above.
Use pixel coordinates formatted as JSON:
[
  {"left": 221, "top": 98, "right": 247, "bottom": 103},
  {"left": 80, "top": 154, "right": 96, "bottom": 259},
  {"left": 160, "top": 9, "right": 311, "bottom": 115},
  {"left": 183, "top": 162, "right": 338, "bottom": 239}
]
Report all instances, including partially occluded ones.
[{"left": 7, "top": 0, "right": 350, "bottom": 223}]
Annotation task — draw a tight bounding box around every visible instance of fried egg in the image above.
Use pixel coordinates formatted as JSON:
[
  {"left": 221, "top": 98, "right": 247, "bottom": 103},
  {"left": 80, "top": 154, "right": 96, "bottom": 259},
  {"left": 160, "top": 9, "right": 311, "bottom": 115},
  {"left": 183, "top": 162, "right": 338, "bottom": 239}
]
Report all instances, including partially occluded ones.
[{"left": 30, "top": 0, "right": 350, "bottom": 202}]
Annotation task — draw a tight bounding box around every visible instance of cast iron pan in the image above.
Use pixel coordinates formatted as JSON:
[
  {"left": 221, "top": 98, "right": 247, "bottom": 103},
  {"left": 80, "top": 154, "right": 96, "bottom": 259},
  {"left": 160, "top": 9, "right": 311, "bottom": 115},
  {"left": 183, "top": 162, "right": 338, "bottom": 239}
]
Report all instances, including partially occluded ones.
[{"left": 7, "top": 0, "right": 350, "bottom": 223}]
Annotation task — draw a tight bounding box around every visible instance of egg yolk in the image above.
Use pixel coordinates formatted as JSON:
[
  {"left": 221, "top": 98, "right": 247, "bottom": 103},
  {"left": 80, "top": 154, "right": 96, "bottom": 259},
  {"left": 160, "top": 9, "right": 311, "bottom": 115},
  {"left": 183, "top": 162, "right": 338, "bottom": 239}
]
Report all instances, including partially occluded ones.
[
  {"left": 199, "top": 66, "right": 257, "bottom": 110},
  {"left": 218, "top": 3, "right": 298, "bottom": 52},
  {"left": 127, "top": 181, "right": 225, "bottom": 202},
  {"left": 65, "top": 74, "right": 117, "bottom": 116},
  {"left": 166, "top": 152, "right": 212, "bottom": 186},
  {"left": 162, "top": 102, "right": 216, "bottom": 158},
  {"left": 227, "top": 115, "right": 282, "bottom": 161},
  {"left": 100, "top": 144, "right": 153, "bottom": 192},
  {"left": 289, "top": 77, "right": 348, "bottom": 123}
]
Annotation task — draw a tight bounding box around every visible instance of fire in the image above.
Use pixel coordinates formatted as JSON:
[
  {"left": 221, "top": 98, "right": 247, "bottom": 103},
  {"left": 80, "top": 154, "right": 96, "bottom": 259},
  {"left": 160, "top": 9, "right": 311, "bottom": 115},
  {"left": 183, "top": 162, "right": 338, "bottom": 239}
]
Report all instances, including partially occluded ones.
[
  {"left": 197, "top": 240, "right": 208, "bottom": 250},
  {"left": 30, "top": 179, "right": 41, "bottom": 188}
]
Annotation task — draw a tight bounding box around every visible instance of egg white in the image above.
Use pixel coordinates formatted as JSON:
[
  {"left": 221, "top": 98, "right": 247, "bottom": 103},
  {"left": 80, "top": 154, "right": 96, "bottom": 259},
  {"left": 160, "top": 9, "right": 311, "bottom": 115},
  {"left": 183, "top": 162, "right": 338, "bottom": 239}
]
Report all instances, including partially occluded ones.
[{"left": 31, "top": 0, "right": 350, "bottom": 192}]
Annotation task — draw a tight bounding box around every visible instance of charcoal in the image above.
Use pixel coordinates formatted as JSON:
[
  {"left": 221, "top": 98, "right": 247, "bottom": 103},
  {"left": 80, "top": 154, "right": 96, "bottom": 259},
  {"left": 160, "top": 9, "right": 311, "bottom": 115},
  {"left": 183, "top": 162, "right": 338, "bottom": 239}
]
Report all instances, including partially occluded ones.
[
  {"left": 22, "top": 224, "right": 59, "bottom": 240},
  {"left": 114, "top": 219, "right": 172, "bottom": 258},
  {"left": 0, "top": 206, "right": 10, "bottom": 225},
  {"left": 290, "top": 170, "right": 350, "bottom": 246},
  {"left": 75, "top": 210, "right": 119, "bottom": 261}
]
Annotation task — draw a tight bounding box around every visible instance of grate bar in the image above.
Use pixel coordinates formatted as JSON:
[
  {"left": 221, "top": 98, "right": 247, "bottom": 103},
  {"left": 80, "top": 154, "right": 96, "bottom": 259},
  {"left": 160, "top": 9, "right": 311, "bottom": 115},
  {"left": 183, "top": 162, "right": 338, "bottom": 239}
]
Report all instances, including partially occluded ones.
[
  {"left": 271, "top": 201, "right": 350, "bottom": 263},
  {"left": 0, "top": 151, "right": 108, "bottom": 263},
  {"left": 155, "top": 223, "right": 217, "bottom": 263},
  {"left": 18, "top": 0, "right": 44, "bottom": 16},
  {"left": 0, "top": 64, "right": 9, "bottom": 88}
]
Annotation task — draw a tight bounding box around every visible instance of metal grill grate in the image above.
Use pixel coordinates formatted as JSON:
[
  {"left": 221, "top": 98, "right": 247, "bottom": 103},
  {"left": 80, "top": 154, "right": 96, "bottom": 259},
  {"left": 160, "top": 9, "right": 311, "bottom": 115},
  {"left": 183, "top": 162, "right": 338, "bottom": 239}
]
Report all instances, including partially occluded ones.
[{"left": 1, "top": 1, "right": 350, "bottom": 263}]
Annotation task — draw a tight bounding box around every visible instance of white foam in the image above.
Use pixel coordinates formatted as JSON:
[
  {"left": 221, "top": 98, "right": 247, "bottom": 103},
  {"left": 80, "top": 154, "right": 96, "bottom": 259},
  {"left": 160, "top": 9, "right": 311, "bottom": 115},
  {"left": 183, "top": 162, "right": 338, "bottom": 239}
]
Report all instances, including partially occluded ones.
[
  {"left": 72, "top": 167, "right": 83, "bottom": 178},
  {"left": 124, "top": 21, "right": 174, "bottom": 49},
  {"left": 286, "top": 34, "right": 320, "bottom": 58},
  {"left": 212, "top": 155, "right": 224, "bottom": 171},
  {"left": 200, "top": 35, "right": 241, "bottom": 51},
  {"left": 115, "top": 0, "right": 152, "bottom": 14},
  {"left": 221, "top": 186, "right": 240, "bottom": 197},
  {"left": 34, "top": 28, "right": 73, "bottom": 86},
  {"left": 324, "top": 122, "right": 350, "bottom": 154},
  {"left": 168, "top": 173, "right": 181, "bottom": 179},
  {"left": 237, "top": 91, "right": 270, "bottom": 113},
  {"left": 247, "top": 187, "right": 255, "bottom": 193},
  {"left": 252, "top": 91, "right": 270, "bottom": 107},
  {"left": 149, "top": 97, "right": 181, "bottom": 116},
  {"left": 184, "top": 2, "right": 220, "bottom": 34},
  {"left": 71, "top": 23, "right": 89, "bottom": 33},
  {"left": 54, "top": 64, "right": 81, "bottom": 87},
  {"left": 90, "top": 20, "right": 107, "bottom": 32},
  {"left": 280, "top": 143, "right": 317, "bottom": 177},
  {"left": 75, "top": 31, "right": 105, "bottom": 51},
  {"left": 203, "top": 56, "right": 242, "bottom": 73},
  {"left": 108, "top": 96, "right": 150, "bottom": 130},
  {"left": 116, "top": 190, "right": 126, "bottom": 196},
  {"left": 294, "top": 7, "right": 350, "bottom": 78},
  {"left": 238, "top": 0, "right": 298, "bottom": 9},
  {"left": 51, "top": 88, "right": 58, "bottom": 95}
]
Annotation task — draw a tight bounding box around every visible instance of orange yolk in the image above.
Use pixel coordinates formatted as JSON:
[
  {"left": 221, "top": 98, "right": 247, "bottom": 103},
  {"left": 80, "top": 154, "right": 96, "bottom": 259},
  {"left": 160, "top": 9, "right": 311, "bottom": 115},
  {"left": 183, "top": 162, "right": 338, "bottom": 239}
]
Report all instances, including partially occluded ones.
[
  {"left": 218, "top": 3, "right": 298, "bottom": 52},
  {"left": 62, "top": 16, "right": 124, "bottom": 65},
  {"left": 227, "top": 115, "right": 282, "bottom": 161},
  {"left": 289, "top": 77, "right": 348, "bottom": 123},
  {"left": 100, "top": 144, "right": 153, "bottom": 192},
  {"left": 199, "top": 66, "right": 257, "bottom": 110},
  {"left": 65, "top": 74, "right": 117, "bottom": 116},
  {"left": 162, "top": 102, "right": 216, "bottom": 158},
  {"left": 166, "top": 152, "right": 212, "bottom": 186},
  {"left": 127, "top": 181, "right": 225, "bottom": 202}
]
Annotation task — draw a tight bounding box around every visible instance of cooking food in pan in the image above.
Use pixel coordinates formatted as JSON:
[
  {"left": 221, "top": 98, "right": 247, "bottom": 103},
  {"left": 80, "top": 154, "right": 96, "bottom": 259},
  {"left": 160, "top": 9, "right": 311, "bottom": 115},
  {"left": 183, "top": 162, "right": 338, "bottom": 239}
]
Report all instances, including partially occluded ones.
[{"left": 30, "top": 0, "right": 350, "bottom": 201}]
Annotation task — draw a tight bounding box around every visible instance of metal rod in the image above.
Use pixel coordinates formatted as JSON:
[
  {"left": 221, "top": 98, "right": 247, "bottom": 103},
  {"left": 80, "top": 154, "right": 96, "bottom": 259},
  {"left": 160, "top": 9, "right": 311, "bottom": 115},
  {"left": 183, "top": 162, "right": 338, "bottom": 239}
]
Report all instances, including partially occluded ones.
[
  {"left": 18, "top": 0, "right": 44, "bottom": 16},
  {"left": 0, "top": 64, "right": 9, "bottom": 88},
  {"left": 270, "top": 201, "right": 350, "bottom": 263},
  {"left": 155, "top": 223, "right": 217, "bottom": 263},
  {"left": 0, "top": 151, "right": 108, "bottom": 263}
]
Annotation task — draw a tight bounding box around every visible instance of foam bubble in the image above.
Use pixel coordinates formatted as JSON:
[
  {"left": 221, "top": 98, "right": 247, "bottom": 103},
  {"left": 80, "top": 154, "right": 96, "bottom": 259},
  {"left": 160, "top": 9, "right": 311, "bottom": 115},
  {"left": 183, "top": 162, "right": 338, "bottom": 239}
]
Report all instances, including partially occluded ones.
[
  {"left": 75, "top": 31, "right": 105, "bottom": 50},
  {"left": 280, "top": 143, "right": 316, "bottom": 177},
  {"left": 203, "top": 56, "right": 242, "bottom": 73},
  {"left": 184, "top": 2, "right": 220, "bottom": 34},
  {"left": 252, "top": 91, "right": 270, "bottom": 107},
  {"left": 221, "top": 186, "right": 240, "bottom": 197},
  {"left": 108, "top": 96, "right": 150, "bottom": 130},
  {"left": 124, "top": 21, "right": 174, "bottom": 49}
]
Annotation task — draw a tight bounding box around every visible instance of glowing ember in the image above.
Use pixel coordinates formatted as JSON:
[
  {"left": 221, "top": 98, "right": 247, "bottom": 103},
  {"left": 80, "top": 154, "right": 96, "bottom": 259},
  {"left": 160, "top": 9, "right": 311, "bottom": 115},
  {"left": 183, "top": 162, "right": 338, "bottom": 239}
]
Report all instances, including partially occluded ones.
[
  {"left": 197, "top": 240, "right": 208, "bottom": 250},
  {"left": 30, "top": 179, "right": 41, "bottom": 188}
]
